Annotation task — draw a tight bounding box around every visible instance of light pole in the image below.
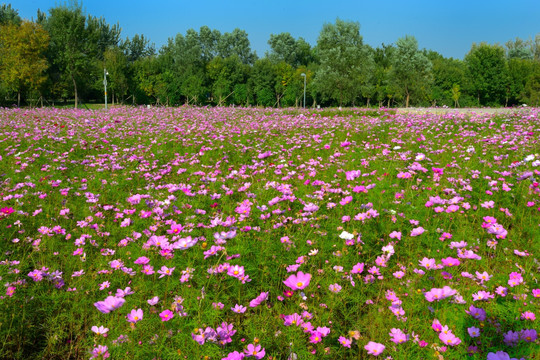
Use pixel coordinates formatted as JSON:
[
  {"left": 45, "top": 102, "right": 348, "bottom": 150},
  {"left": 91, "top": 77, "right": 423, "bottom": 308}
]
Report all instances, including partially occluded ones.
[
  {"left": 103, "top": 69, "right": 109, "bottom": 110},
  {"left": 300, "top": 73, "right": 306, "bottom": 108}
]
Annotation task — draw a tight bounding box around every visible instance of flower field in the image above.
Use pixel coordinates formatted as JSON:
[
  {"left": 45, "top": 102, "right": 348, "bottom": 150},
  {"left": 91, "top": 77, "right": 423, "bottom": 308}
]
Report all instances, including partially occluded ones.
[{"left": 0, "top": 106, "right": 539, "bottom": 359}]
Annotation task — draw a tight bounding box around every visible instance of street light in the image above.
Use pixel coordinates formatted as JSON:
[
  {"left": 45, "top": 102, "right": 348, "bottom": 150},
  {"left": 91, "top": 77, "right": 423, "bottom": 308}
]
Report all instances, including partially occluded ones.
[
  {"left": 300, "top": 73, "right": 306, "bottom": 109},
  {"left": 103, "top": 69, "right": 109, "bottom": 110}
]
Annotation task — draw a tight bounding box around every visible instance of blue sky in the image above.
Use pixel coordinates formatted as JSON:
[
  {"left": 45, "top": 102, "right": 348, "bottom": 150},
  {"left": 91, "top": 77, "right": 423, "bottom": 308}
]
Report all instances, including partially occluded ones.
[{"left": 13, "top": 0, "right": 540, "bottom": 59}]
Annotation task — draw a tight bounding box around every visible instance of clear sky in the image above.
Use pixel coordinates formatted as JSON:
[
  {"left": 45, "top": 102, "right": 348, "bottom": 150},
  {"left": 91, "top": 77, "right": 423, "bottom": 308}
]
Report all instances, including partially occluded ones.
[{"left": 12, "top": 0, "right": 540, "bottom": 59}]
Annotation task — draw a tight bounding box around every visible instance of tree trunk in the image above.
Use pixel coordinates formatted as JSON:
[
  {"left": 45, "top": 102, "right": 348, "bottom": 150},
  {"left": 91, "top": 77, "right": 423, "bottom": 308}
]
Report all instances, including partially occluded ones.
[
  {"left": 17, "top": 92, "right": 20, "bottom": 107},
  {"left": 72, "top": 75, "right": 78, "bottom": 109},
  {"left": 405, "top": 92, "right": 410, "bottom": 108}
]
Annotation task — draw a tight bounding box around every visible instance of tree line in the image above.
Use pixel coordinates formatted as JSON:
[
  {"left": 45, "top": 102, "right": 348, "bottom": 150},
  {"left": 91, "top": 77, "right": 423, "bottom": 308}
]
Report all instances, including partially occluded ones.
[{"left": 1, "top": 2, "right": 540, "bottom": 108}]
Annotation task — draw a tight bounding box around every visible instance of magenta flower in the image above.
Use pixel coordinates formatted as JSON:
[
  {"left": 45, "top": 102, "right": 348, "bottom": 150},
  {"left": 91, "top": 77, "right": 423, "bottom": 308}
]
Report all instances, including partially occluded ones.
[
  {"left": 283, "top": 271, "right": 312, "bottom": 290},
  {"left": 351, "top": 262, "right": 365, "bottom": 274},
  {"left": 303, "top": 331, "right": 320, "bottom": 345},
  {"left": 222, "top": 351, "right": 245, "bottom": 360},
  {"left": 389, "top": 328, "right": 408, "bottom": 344},
  {"left": 157, "top": 266, "right": 175, "bottom": 278},
  {"left": 283, "top": 313, "right": 303, "bottom": 326},
  {"left": 244, "top": 343, "right": 265, "bottom": 359},
  {"left": 364, "top": 341, "right": 385, "bottom": 356},
  {"left": 94, "top": 296, "right": 125, "bottom": 314},
  {"left": 410, "top": 227, "right": 425, "bottom": 237},
  {"left": 338, "top": 336, "right": 352, "bottom": 348},
  {"left": 0, "top": 207, "right": 14, "bottom": 215},
  {"left": 521, "top": 311, "right": 536, "bottom": 321},
  {"left": 90, "top": 345, "right": 110, "bottom": 359},
  {"left": 159, "top": 309, "right": 174, "bottom": 321},
  {"left": 249, "top": 291, "right": 268, "bottom": 308},
  {"left": 126, "top": 308, "right": 143, "bottom": 323},
  {"left": 231, "top": 304, "right": 247, "bottom": 313},
  {"left": 439, "top": 332, "right": 461, "bottom": 346}
]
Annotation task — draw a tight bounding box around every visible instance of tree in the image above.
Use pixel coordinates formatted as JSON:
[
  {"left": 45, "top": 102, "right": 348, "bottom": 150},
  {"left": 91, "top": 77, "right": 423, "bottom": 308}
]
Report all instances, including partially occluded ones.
[
  {"left": 390, "top": 35, "right": 432, "bottom": 107},
  {"left": 123, "top": 34, "right": 155, "bottom": 63},
  {"left": 0, "top": 3, "right": 21, "bottom": 26},
  {"left": 267, "top": 33, "right": 314, "bottom": 67},
  {"left": 429, "top": 53, "right": 468, "bottom": 107},
  {"left": 313, "top": 19, "right": 373, "bottom": 106},
  {"left": 217, "top": 28, "right": 257, "bottom": 65},
  {"left": 43, "top": 1, "right": 120, "bottom": 108},
  {"left": 505, "top": 37, "right": 533, "bottom": 60},
  {"left": 465, "top": 43, "right": 508, "bottom": 106},
  {"left": 0, "top": 20, "right": 49, "bottom": 106},
  {"left": 104, "top": 47, "right": 128, "bottom": 104}
]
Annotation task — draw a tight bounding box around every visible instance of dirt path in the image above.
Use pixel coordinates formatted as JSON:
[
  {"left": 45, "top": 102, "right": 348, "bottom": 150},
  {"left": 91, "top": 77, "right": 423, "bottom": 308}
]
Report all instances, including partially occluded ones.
[{"left": 396, "top": 107, "right": 529, "bottom": 115}]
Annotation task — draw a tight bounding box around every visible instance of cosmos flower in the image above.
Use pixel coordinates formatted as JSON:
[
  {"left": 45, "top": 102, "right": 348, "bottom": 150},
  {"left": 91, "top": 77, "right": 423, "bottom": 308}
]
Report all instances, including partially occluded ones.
[
  {"left": 94, "top": 296, "right": 125, "bottom": 314},
  {"left": 364, "top": 341, "right": 385, "bottom": 356},
  {"left": 283, "top": 271, "right": 312, "bottom": 290},
  {"left": 126, "top": 309, "right": 143, "bottom": 323}
]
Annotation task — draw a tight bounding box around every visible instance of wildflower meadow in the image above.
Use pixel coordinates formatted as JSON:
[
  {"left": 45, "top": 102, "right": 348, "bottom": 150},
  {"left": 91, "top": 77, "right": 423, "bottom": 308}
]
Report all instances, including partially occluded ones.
[{"left": 0, "top": 106, "right": 539, "bottom": 359}]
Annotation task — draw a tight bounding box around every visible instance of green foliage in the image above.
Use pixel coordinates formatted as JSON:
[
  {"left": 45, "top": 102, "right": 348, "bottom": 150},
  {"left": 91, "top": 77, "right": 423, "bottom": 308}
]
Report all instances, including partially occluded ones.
[
  {"left": 465, "top": 43, "right": 508, "bottom": 106},
  {"left": 0, "top": 3, "right": 21, "bottom": 26},
  {"left": 313, "top": 18, "right": 374, "bottom": 106},
  {"left": 390, "top": 35, "right": 432, "bottom": 107},
  {"left": 267, "top": 32, "right": 314, "bottom": 67}
]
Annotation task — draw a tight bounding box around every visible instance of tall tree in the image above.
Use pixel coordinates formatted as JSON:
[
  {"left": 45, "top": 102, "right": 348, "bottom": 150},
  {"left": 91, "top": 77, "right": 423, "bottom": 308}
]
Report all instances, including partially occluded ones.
[
  {"left": 218, "top": 29, "right": 257, "bottom": 65},
  {"left": 390, "top": 35, "right": 432, "bottom": 107},
  {"left": 0, "top": 20, "right": 49, "bottom": 106},
  {"left": 505, "top": 37, "right": 533, "bottom": 60},
  {"left": 0, "top": 3, "right": 21, "bottom": 26},
  {"left": 43, "top": 1, "right": 118, "bottom": 108},
  {"left": 465, "top": 43, "right": 508, "bottom": 106},
  {"left": 267, "top": 32, "right": 314, "bottom": 67},
  {"left": 313, "top": 19, "right": 373, "bottom": 106}
]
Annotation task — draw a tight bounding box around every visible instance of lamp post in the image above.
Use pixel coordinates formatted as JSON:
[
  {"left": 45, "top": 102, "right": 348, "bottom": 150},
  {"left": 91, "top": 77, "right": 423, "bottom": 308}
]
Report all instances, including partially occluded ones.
[
  {"left": 103, "top": 69, "right": 109, "bottom": 110},
  {"left": 300, "top": 73, "right": 306, "bottom": 108}
]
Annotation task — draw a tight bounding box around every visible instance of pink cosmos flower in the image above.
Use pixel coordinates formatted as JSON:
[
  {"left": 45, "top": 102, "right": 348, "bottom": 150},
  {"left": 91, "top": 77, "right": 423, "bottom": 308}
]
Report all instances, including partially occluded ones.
[
  {"left": 441, "top": 257, "right": 460, "bottom": 267},
  {"left": 283, "top": 313, "right": 303, "bottom": 326},
  {"left": 157, "top": 266, "right": 175, "bottom": 278},
  {"left": 389, "top": 231, "right": 402, "bottom": 240},
  {"left": 91, "top": 325, "right": 109, "bottom": 336},
  {"left": 439, "top": 331, "right": 461, "bottom": 346},
  {"left": 389, "top": 328, "right": 408, "bottom": 344},
  {"left": 147, "top": 296, "right": 159, "bottom": 305},
  {"left": 249, "top": 292, "right": 268, "bottom": 308},
  {"left": 364, "top": 341, "right": 385, "bottom": 356},
  {"left": 90, "top": 345, "right": 110, "bottom": 359},
  {"left": 126, "top": 308, "right": 143, "bottom": 323},
  {"left": 283, "top": 271, "right": 312, "bottom": 290},
  {"left": 410, "top": 227, "right": 425, "bottom": 236},
  {"left": 351, "top": 262, "right": 365, "bottom": 274},
  {"left": 159, "top": 309, "right": 174, "bottom": 321},
  {"left": 231, "top": 304, "right": 247, "bottom": 314},
  {"left": 309, "top": 331, "right": 323, "bottom": 344},
  {"left": 94, "top": 296, "right": 125, "bottom": 314},
  {"left": 222, "top": 351, "right": 245, "bottom": 360},
  {"left": 338, "top": 336, "right": 352, "bottom": 348},
  {"left": 329, "top": 283, "right": 342, "bottom": 293},
  {"left": 521, "top": 311, "right": 536, "bottom": 321},
  {"left": 244, "top": 344, "right": 265, "bottom": 359}
]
